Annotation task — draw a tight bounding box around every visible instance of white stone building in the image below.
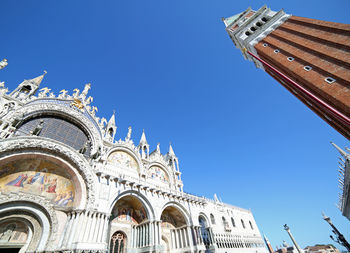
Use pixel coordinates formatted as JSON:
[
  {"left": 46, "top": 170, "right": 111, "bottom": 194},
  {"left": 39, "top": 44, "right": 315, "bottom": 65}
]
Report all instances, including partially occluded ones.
[{"left": 0, "top": 73, "right": 267, "bottom": 253}]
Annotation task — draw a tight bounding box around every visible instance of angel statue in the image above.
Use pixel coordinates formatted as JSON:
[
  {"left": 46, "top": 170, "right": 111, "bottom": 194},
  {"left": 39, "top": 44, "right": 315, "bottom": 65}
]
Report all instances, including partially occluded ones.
[
  {"left": 38, "top": 87, "right": 51, "bottom": 98},
  {"left": 125, "top": 126, "right": 132, "bottom": 141},
  {"left": 100, "top": 117, "right": 107, "bottom": 128},
  {"left": 91, "top": 106, "right": 98, "bottom": 116},
  {"left": 0, "top": 59, "right": 8, "bottom": 70},
  {"left": 72, "top": 88, "right": 80, "bottom": 98},
  {"left": 58, "top": 89, "right": 68, "bottom": 98},
  {"left": 85, "top": 96, "right": 93, "bottom": 105},
  {"left": 81, "top": 83, "right": 91, "bottom": 99}
]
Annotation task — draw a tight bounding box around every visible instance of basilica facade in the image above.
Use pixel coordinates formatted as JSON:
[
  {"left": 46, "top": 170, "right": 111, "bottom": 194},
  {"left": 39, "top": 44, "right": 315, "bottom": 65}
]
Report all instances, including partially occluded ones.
[{"left": 0, "top": 72, "right": 267, "bottom": 253}]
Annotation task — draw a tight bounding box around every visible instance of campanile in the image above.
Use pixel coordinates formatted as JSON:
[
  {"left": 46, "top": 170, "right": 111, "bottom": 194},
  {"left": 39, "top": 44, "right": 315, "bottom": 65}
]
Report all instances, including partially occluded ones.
[{"left": 223, "top": 6, "right": 350, "bottom": 140}]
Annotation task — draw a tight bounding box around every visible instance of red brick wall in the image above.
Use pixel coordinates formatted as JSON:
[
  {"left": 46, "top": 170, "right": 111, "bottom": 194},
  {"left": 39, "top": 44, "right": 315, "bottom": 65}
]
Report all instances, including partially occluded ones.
[{"left": 254, "top": 16, "right": 350, "bottom": 139}]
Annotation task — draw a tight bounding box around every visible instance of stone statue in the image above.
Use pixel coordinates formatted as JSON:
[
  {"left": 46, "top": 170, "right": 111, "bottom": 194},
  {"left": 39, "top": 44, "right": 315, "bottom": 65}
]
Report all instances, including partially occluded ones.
[
  {"left": 156, "top": 143, "right": 160, "bottom": 154},
  {"left": 126, "top": 126, "right": 132, "bottom": 141},
  {"left": 0, "top": 102, "right": 15, "bottom": 118},
  {"left": 81, "top": 83, "right": 91, "bottom": 99},
  {"left": 0, "top": 81, "right": 4, "bottom": 88},
  {"left": 58, "top": 89, "right": 68, "bottom": 98},
  {"left": 0, "top": 87, "right": 8, "bottom": 96},
  {"left": 38, "top": 87, "right": 51, "bottom": 98},
  {"left": 91, "top": 146, "right": 102, "bottom": 160},
  {"left": 85, "top": 96, "right": 93, "bottom": 105},
  {"left": 30, "top": 120, "right": 44, "bottom": 136},
  {"left": 91, "top": 106, "right": 98, "bottom": 116},
  {"left": 79, "top": 140, "right": 90, "bottom": 154},
  {"left": 73, "top": 88, "right": 80, "bottom": 98},
  {"left": 49, "top": 92, "right": 55, "bottom": 98},
  {"left": 0, "top": 59, "right": 8, "bottom": 70},
  {"left": 100, "top": 117, "right": 107, "bottom": 128}
]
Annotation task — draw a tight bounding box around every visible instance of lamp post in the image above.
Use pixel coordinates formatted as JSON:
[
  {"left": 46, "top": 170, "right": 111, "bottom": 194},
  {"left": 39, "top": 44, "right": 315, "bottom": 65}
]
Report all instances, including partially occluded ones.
[
  {"left": 322, "top": 213, "right": 350, "bottom": 251},
  {"left": 283, "top": 224, "right": 304, "bottom": 253}
]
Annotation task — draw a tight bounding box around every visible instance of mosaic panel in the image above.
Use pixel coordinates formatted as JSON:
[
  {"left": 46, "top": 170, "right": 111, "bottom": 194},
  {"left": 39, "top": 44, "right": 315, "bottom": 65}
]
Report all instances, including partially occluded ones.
[{"left": 0, "top": 158, "right": 75, "bottom": 208}]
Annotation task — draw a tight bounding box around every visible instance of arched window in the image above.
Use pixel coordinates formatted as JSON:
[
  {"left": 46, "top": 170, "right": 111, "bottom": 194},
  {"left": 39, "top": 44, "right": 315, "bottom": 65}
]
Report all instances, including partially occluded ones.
[
  {"left": 249, "top": 221, "right": 253, "bottom": 230},
  {"left": 210, "top": 214, "right": 215, "bottom": 225},
  {"left": 222, "top": 217, "right": 226, "bottom": 226},
  {"left": 241, "top": 219, "right": 245, "bottom": 229},
  {"left": 110, "top": 231, "right": 126, "bottom": 253},
  {"left": 15, "top": 116, "right": 91, "bottom": 155},
  {"left": 199, "top": 216, "right": 210, "bottom": 248},
  {"left": 231, "top": 218, "right": 235, "bottom": 227}
]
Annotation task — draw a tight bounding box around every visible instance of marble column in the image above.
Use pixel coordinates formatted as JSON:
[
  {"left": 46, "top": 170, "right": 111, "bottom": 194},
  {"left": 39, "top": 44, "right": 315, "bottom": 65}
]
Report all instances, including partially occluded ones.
[
  {"left": 78, "top": 211, "right": 88, "bottom": 242},
  {"left": 67, "top": 211, "right": 79, "bottom": 247},
  {"left": 182, "top": 228, "right": 188, "bottom": 247},
  {"left": 88, "top": 212, "right": 97, "bottom": 242},
  {"left": 101, "top": 214, "right": 110, "bottom": 245},
  {"left": 98, "top": 213, "right": 106, "bottom": 243},
  {"left": 186, "top": 226, "right": 193, "bottom": 248},
  {"left": 147, "top": 222, "right": 151, "bottom": 246},
  {"left": 82, "top": 211, "right": 91, "bottom": 242},
  {"left": 149, "top": 221, "right": 154, "bottom": 246},
  {"left": 93, "top": 213, "right": 101, "bottom": 242},
  {"left": 61, "top": 212, "right": 73, "bottom": 247}
]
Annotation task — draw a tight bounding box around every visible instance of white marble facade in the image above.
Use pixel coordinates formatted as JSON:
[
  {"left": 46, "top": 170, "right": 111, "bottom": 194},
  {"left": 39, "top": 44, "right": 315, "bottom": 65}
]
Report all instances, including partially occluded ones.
[{"left": 0, "top": 73, "right": 267, "bottom": 253}]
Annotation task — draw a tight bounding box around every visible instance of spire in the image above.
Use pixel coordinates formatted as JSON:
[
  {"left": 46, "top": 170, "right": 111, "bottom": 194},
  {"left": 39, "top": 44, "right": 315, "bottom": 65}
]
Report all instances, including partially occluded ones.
[
  {"left": 10, "top": 70, "right": 47, "bottom": 99},
  {"left": 30, "top": 70, "right": 47, "bottom": 87},
  {"left": 108, "top": 112, "right": 116, "bottom": 126},
  {"left": 138, "top": 129, "right": 149, "bottom": 159},
  {"left": 139, "top": 129, "right": 148, "bottom": 145},
  {"left": 104, "top": 111, "right": 117, "bottom": 142},
  {"left": 168, "top": 143, "right": 176, "bottom": 157},
  {"left": 331, "top": 142, "right": 350, "bottom": 159}
]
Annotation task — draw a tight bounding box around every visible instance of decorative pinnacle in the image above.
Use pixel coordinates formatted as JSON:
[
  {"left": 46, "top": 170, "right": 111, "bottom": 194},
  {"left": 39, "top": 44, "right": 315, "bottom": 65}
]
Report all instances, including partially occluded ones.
[
  {"left": 322, "top": 212, "right": 331, "bottom": 223},
  {"left": 331, "top": 142, "right": 350, "bottom": 159}
]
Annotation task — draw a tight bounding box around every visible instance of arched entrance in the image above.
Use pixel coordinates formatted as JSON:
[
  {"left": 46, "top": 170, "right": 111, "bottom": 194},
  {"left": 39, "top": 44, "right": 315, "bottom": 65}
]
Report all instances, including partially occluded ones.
[
  {"left": 110, "top": 231, "right": 126, "bottom": 253},
  {"left": 160, "top": 205, "right": 188, "bottom": 251},
  {"left": 109, "top": 195, "right": 150, "bottom": 252},
  {"left": 0, "top": 220, "right": 30, "bottom": 253}
]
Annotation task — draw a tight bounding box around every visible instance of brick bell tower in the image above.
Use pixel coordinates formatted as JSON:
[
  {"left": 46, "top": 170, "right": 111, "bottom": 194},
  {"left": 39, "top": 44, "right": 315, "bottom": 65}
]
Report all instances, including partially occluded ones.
[{"left": 223, "top": 6, "right": 350, "bottom": 140}]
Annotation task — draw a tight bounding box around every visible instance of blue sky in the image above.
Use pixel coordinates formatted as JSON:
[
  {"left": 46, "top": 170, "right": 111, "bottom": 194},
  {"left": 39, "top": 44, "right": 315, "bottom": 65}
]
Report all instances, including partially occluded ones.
[{"left": 1, "top": 0, "right": 350, "bottom": 251}]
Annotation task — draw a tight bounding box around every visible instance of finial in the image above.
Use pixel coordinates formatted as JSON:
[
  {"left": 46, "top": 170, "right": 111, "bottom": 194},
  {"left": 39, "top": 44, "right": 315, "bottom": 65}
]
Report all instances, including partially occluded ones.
[{"left": 331, "top": 142, "right": 349, "bottom": 159}]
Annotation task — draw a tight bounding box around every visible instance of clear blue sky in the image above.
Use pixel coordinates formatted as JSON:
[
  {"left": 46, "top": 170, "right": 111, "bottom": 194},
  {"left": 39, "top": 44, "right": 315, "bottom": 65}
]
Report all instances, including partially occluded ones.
[{"left": 1, "top": 0, "right": 349, "bottom": 251}]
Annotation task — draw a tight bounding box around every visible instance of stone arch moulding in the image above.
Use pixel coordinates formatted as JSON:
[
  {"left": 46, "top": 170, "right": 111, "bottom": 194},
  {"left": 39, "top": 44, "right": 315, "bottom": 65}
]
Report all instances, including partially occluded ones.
[
  {"left": 147, "top": 161, "right": 174, "bottom": 185},
  {"left": 0, "top": 193, "right": 59, "bottom": 252},
  {"left": 198, "top": 212, "right": 211, "bottom": 226},
  {"left": 10, "top": 103, "right": 103, "bottom": 155},
  {"left": 108, "top": 190, "right": 155, "bottom": 221},
  {"left": 0, "top": 137, "right": 97, "bottom": 209},
  {"left": 159, "top": 201, "right": 191, "bottom": 226},
  {"left": 105, "top": 146, "right": 143, "bottom": 174},
  {"left": 0, "top": 216, "right": 34, "bottom": 253}
]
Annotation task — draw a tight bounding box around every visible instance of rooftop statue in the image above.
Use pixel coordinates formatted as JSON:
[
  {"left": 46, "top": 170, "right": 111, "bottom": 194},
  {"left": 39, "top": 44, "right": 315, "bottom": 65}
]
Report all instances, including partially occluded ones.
[{"left": 0, "top": 59, "right": 8, "bottom": 70}]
